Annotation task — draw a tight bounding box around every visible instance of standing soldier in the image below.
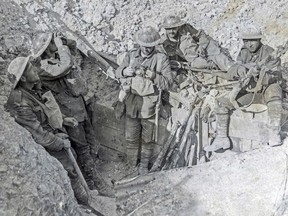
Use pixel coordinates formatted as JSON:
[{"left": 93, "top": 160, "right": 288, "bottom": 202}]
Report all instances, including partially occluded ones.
[
  {"left": 205, "top": 30, "right": 283, "bottom": 152},
  {"left": 5, "top": 56, "right": 89, "bottom": 204},
  {"left": 116, "top": 26, "right": 173, "bottom": 175},
  {"left": 32, "top": 32, "right": 114, "bottom": 197}
]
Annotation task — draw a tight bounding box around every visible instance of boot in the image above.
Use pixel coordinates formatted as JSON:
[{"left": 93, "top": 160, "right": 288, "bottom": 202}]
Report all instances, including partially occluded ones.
[
  {"left": 125, "top": 140, "right": 139, "bottom": 168},
  {"left": 70, "top": 177, "right": 89, "bottom": 205},
  {"left": 267, "top": 100, "right": 282, "bottom": 146},
  {"left": 93, "top": 171, "right": 115, "bottom": 198},
  {"left": 204, "top": 112, "right": 231, "bottom": 152},
  {"left": 78, "top": 155, "right": 96, "bottom": 190},
  {"left": 138, "top": 142, "right": 153, "bottom": 175}
]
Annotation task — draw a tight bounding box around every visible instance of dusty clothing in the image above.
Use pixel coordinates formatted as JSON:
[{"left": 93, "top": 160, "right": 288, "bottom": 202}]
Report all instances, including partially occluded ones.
[
  {"left": 116, "top": 47, "right": 172, "bottom": 171},
  {"left": 65, "top": 119, "right": 96, "bottom": 160},
  {"left": 160, "top": 23, "right": 234, "bottom": 71},
  {"left": 6, "top": 87, "right": 77, "bottom": 177},
  {"left": 218, "top": 83, "right": 282, "bottom": 109},
  {"left": 160, "top": 24, "right": 199, "bottom": 61},
  {"left": 125, "top": 117, "right": 155, "bottom": 145},
  {"left": 38, "top": 44, "right": 99, "bottom": 188},
  {"left": 6, "top": 87, "right": 65, "bottom": 150},
  {"left": 40, "top": 47, "right": 88, "bottom": 123},
  {"left": 39, "top": 45, "right": 72, "bottom": 80},
  {"left": 219, "top": 44, "right": 282, "bottom": 109},
  {"left": 115, "top": 48, "right": 173, "bottom": 119},
  {"left": 237, "top": 45, "right": 278, "bottom": 68}
]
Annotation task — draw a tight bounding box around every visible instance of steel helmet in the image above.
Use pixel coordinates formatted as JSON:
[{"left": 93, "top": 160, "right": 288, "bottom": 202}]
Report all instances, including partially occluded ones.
[
  {"left": 241, "top": 29, "right": 263, "bottom": 40},
  {"left": 8, "top": 56, "right": 30, "bottom": 89},
  {"left": 32, "top": 33, "right": 53, "bottom": 57},
  {"left": 134, "top": 26, "right": 161, "bottom": 47},
  {"left": 162, "top": 15, "right": 186, "bottom": 29}
]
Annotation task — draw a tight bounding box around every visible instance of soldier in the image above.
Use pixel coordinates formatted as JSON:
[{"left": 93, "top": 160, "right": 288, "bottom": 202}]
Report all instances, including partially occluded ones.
[
  {"left": 160, "top": 15, "right": 234, "bottom": 72},
  {"left": 205, "top": 30, "right": 283, "bottom": 152},
  {"left": 32, "top": 32, "right": 114, "bottom": 197},
  {"left": 5, "top": 56, "right": 89, "bottom": 204},
  {"left": 115, "top": 26, "right": 173, "bottom": 175}
]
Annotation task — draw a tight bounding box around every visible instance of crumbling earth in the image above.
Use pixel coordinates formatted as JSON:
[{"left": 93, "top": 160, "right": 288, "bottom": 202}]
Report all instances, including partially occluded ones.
[{"left": 1, "top": 0, "right": 288, "bottom": 216}]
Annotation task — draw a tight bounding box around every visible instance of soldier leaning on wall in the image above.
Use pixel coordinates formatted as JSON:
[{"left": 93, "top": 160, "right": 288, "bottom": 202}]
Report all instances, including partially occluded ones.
[
  {"left": 31, "top": 32, "right": 114, "bottom": 197},
  {"left": 205, "top": 30, "right": 283, "bottom": 152},
  {"left": 5, "top": 56, "right": 89, "bottom": 204},
  {"left": 159, "top": 15, "right": 235, "bottom": 82},
  {"left": 115, "top": 26, "right": 173, "bottom": 175}
]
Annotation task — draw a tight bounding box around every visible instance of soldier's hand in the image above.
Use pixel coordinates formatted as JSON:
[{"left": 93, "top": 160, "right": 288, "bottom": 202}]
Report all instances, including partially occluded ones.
[
  {"left": 123, "top": 66, "right": 135, "bottom": 77},
  {"left": 63, "top": 117, "right": 79, "bottom": 127},
  {"left": 55, "top": 133, "right": 69, "bottom": 139},
  {"left": 63, "top": 139, "right": 71, "bottom": 150},
  {"left": 54, "top": 33, "right": 64, "bottom": 48},
  {"left": 196, "top": 46, "right": 206, "bottom": 57},
  {"left": 145, "top": 69, "right": 156, "bottom": 80}
]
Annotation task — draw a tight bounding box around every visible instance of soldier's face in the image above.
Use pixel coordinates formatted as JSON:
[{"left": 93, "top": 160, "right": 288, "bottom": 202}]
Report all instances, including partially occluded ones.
[
  {"left": 166, "top": 27, "right": 179, "bottom": 39},
  {"left": 140, "top": 46, "right": 154, "bottom": 56},
  {"left": 243, "top": 39, "right": 262, "bottom": 53},
  {"left": 43, "top": 41, "right": 58, "bottom": 58},
  {"left": 22, "top": 63, "right": 40, "bottom": 83}
]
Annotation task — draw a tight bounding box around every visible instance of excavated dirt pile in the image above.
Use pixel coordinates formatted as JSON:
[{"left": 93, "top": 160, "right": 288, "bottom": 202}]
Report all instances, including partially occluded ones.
[
  {"left": 0, "top": 110, "right": 84, "bottom": 215},
  {"left": 1, "top": 0, "right": 288, "bottom": 215}
]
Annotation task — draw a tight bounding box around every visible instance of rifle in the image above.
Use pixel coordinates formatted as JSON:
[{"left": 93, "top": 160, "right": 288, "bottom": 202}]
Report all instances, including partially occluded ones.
[
  {"left": 154, "top": 89, "right": 162, "bottom": 143},
  {"left": 150, "top": 121, "right": 181, "bottom": 172},
  {"left": 63, "top": 30, "right": 119, "bottom": 81},
  {"left": 161, "top": 95, "right": 200, "bottom": 170},
  {"left": 170, "top": 60, "right": 226, "bottom": 74}
]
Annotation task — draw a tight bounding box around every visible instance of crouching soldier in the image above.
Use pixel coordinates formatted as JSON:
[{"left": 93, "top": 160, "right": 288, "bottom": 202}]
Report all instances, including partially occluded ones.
[
  {"left": 31, "top": 32, "right": 114, "bottom": 197},
  {"left": 116, "top": 26, "right": 173, "bottom": 175},
  {"left": 205, "top": 30, "right": 283, "bottom": 152},
  {"left": 5, "top": 56, "right": 89, "bottom": 204}
]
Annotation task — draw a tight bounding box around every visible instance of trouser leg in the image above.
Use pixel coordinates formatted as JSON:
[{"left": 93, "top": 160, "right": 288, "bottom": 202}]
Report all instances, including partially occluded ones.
[
  {"left": 138, "top": 118, "right": 155, "bottom": 175},
  {"left": 265, "top": 83, "right": 283, "bottom": 146},
  {"left": 47, "top": 149, "right": 89, "bottom": 205},
  {"left": 66, "top": 120, "right": 114, "bottom": 196},
  {"left": 84, "top": 117, "right": 100, "bottom": 155},
  {"left": 204, "top": 106, "right": 231, "bottom": 152},
  {"left": 65, "top": 122, "right": 95, "bottom": 190},
  {"left": 125, "top": 116, "right": 141, "bottom": 167}
]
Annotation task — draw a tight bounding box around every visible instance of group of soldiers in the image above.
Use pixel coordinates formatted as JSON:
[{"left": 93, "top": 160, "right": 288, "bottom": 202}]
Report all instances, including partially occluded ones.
[{"left": 5, "top": 15, "right": 286, "bottom": 205}]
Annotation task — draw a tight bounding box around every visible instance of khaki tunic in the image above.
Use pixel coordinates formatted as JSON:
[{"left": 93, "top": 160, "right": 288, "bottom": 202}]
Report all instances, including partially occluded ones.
[{"left": 115, "top": 48, "right": 173, "bottom": 119}]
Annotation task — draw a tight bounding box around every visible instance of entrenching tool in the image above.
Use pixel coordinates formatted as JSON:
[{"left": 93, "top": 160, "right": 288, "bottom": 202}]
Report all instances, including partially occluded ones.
[
  {"left": 66, "top": 148, "right": 106, "bottom": 216},
  {"left": 66, "top": 148, "right": 92, "bottom": 200}
]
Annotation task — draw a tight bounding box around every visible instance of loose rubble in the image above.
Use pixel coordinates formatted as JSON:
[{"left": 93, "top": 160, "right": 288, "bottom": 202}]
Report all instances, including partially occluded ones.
[{"left": 1, "top": 0, "right": 288, "bottom": 215}]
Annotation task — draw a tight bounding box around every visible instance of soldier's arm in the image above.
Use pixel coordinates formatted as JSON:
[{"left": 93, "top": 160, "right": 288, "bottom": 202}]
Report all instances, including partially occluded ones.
[
  {"left": 236, "top": 49, "right": 250, "bottom": 64},
  {"left": 39, "top": 44, "right": 73, "bottom": 80},
  {"left": 153, "top": 54, "right": 173, "bottom": 90},
  {"left": 264, "top": 46, "right": 281, "bottom": 70},
  {"left": 115, "top": 52, "right": 131, "bottom": 78},
  {"left": 13, "top": 104, "right": 65, "bottom": 151},
  {"left": 179, "top": 33, "right": 198, "bottom": 62}
]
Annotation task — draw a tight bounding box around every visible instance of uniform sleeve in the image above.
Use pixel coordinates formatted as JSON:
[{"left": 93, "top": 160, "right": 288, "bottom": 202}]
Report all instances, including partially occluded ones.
[
  {"left": 153, "top": 54, "right": 173, "bottom": 90},
  {"left": 13, "top": 104, "right": 64, "bottom": 151},
  {"left": 179, "top": 33, "right": 198, "bottom": 62},
  {"left": 263, "top": 46, "right": 281, "bottom": 70},
  {"left": 39, "top": 45, "right": 73, "bottom": 80},
  {"left": 115, "top": 52, "right": 130, "bottom": 78},
  {"left": 236, "top": 49, "right": 249, "bottom": 64}
]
